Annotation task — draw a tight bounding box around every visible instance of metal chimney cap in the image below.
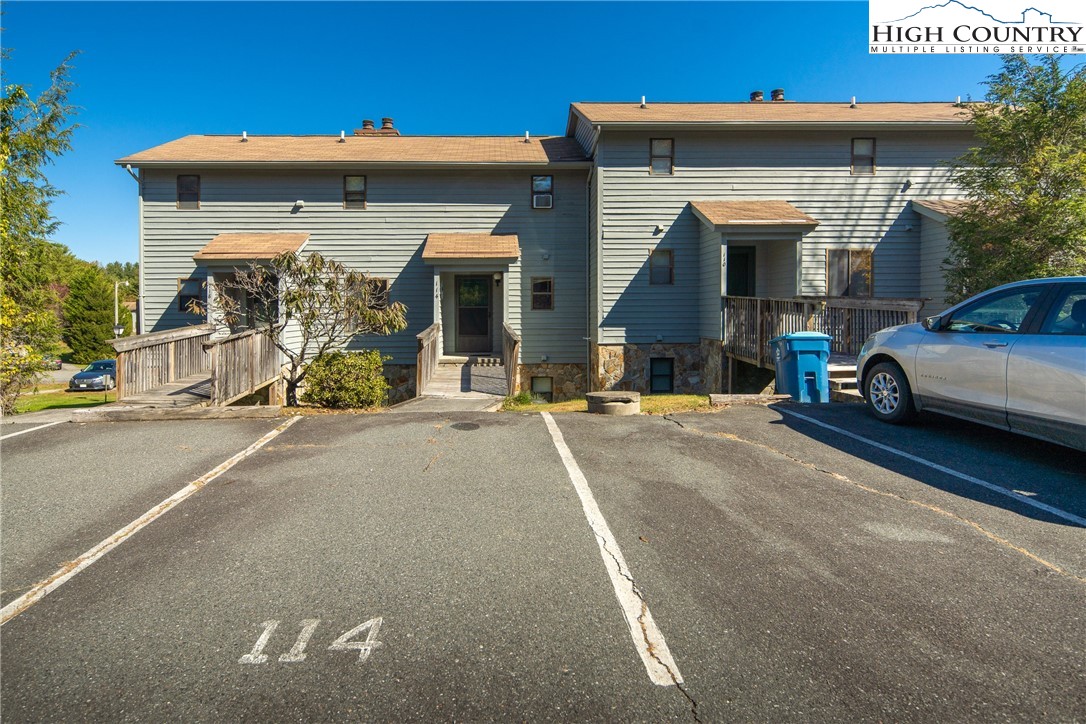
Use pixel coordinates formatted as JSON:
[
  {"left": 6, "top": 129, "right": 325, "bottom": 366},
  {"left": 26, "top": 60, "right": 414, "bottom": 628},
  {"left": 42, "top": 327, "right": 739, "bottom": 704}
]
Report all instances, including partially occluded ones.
[{"left": 750, "top": 90, "right": 764, "bottom": 102}]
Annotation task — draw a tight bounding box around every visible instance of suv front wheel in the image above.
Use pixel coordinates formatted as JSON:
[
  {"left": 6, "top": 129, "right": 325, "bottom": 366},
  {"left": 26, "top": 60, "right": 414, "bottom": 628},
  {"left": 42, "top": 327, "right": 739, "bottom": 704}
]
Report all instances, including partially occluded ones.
[{"left": 865, "top": 362, "right": 916, "bottom": 424}]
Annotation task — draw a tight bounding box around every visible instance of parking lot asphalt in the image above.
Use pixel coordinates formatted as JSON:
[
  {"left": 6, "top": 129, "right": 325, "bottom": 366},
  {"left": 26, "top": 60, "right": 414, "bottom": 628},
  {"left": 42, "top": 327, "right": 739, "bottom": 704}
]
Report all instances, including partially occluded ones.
[{"left": 2, "top": 406, "right": 1083, "bottom": 721}]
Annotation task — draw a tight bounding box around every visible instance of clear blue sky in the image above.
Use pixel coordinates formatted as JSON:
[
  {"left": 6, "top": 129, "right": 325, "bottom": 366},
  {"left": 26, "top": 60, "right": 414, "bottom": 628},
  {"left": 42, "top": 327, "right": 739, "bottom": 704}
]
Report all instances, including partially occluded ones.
[{"left": 5, "top": 1, "right": 1004, "bottom": 264}]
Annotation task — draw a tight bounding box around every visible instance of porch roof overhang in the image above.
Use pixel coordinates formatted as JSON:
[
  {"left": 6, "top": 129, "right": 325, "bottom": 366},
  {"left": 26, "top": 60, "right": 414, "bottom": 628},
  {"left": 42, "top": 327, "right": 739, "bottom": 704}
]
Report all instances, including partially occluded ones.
[
  {"left": 690, "top": 200, "right": 820, "bottom": 232},
  {"left": 421, "top": 233, "right": 521, "bottom": 263},
  {"left": 912, "top": 198, "right": 969, "bottom": 224},
  {"left": 193, "top": 232, "right": 310, "bottom": 261}
]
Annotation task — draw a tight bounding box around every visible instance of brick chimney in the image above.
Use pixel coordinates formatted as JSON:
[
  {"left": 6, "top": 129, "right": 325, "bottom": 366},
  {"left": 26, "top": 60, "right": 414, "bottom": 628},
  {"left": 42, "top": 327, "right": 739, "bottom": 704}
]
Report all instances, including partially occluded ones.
[
  {"left": 771, "top": 88, "right": 785, "bottom": 102},
  {"left": 354, "top": 117, "right": 401, "bottom": 136},
  {"left": 750, "top": 90, "right": 764, "bottom": 102}
]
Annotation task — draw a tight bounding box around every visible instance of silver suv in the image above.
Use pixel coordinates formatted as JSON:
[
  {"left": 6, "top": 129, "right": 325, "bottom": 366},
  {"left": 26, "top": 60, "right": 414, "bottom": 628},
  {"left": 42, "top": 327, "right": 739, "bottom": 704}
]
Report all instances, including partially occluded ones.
[{"left": 856, "top": 277, "right": 1085, "bottom": 451}]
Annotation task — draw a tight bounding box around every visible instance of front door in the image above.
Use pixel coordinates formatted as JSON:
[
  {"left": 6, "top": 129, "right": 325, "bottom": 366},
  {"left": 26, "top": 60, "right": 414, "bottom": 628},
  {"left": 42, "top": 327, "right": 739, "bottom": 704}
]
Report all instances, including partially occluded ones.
[
  {"left": 456, "top": 276, "right": 491, "bottom": 353},
  {"left": 727, "top": 246, "right": 756, "bottom": 297}
]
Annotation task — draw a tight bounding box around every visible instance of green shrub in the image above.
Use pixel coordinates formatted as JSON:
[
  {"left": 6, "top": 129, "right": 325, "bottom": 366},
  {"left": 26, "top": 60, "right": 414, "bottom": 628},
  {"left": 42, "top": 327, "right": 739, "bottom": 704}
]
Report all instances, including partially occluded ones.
[{"left": 300, "top": 350, "right": 391, "bottom": 409}]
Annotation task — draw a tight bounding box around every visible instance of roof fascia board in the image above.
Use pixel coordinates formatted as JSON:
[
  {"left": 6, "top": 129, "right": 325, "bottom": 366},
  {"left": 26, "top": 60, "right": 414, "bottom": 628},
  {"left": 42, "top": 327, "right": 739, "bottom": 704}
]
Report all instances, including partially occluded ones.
[
  {"left": 589, "top": 121, "right": 970, "bottom": 131},
  {"left": 911, "top": 202, "right": 951, "bottom": 224},
  {"left": 115, "top": 160, "right": 594, "bottom": 170}
]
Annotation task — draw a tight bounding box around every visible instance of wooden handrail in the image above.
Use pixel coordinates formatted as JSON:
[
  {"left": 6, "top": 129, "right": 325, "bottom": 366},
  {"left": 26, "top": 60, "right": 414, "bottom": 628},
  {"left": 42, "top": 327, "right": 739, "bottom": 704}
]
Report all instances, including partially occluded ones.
[
  {"left": 110, "top": 324, "right": 214, "bottom": 353},
  {"left": 501, "top": 323, "right": 521, "bottom": 396},
  {"left": 723, "top": 295, "right": 924, "bottom": 367},
  {"left": 416, "top": 323, "right": 441, "bottom": 396},
  {"left": 203, "top": 329, "right": 280, "bottom": 406},
  {"left": 109, "top": 324, "right": 215, "bottom": 400}
]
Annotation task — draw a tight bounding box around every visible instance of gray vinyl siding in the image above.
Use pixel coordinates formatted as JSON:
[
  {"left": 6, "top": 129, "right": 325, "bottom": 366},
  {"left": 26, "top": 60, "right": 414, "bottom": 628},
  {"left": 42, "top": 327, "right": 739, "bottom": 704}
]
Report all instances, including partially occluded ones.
[
  {"left": 140, "top": 168, "right": 587, "bottom": 364},
  {"left": 919, "top": 215, "right": 953, "bottom": 314},
  {"left": 698, "top": 225, "right": 722, "bottom": 338},
  {"left": 572, "top": 115, "right": 596, "bottom": 156},
  {"left": 596, "top": 129, "right": 971, "bottom": 344}
]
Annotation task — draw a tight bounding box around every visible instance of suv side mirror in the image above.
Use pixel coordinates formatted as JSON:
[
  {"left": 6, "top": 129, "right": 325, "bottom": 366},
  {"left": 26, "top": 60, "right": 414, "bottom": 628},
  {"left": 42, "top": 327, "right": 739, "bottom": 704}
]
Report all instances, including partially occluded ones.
[{"left": 922, "top": 315, "right": 944, "bottom": 331}]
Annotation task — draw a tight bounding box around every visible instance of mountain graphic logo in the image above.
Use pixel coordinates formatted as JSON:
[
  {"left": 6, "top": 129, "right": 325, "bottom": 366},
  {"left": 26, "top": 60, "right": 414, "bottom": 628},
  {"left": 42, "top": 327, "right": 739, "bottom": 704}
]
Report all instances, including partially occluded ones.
[{"left": 884, "top": 1, "right": 1074, "bottom": 25}]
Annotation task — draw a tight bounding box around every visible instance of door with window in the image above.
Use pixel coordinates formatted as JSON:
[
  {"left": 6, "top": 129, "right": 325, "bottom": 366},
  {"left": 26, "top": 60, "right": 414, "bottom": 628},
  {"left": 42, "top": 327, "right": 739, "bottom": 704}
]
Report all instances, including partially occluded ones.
[{"left": 456, "top": 276, "right": 491, "bottom": 353}]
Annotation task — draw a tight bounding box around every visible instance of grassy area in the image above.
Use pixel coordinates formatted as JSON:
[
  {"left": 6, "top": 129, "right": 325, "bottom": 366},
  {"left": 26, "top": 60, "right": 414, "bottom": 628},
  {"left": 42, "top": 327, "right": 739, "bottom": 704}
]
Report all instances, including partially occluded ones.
[
  {"left": 15, "top": 387, "right": 116, "bottom": 414},
  {"left": 502, "top": 392, "right": 711, "bottom": 415}
]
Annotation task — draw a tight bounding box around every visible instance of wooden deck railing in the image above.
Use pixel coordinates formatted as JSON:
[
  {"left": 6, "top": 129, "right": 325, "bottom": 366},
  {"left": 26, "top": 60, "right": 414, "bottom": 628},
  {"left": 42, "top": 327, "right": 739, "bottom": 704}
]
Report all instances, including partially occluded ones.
[
  {"left": 203, "top": 329, "right": 281, "bottom": 406},
  {"left": 723, "top": 296, "right": 926, "bottom": 368},
  {"left": 502, "top": 322, "right": 521, "bottom": 396},
  {"left": 416, "top": 323, "right": 441, "bottom": 396},
  {"left": 110, "top": 324, "right": 215, "bottom": 400}
]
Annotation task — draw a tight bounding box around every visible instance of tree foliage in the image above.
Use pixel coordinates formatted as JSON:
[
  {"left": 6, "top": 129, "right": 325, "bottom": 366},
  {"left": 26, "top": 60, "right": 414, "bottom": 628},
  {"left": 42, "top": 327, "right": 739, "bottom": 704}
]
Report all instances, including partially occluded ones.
[
  {"left": 946, "top": 55, "right": 1086, "bottom": 302},
  {"left": 0, "top": 48, "right": 79, "bottom": 410},
  {"left": 209, "top": 251, "right": 408, "bottom": 406},
  {"left": 63, "top": 266, "right": 131, "bottom": 364}
]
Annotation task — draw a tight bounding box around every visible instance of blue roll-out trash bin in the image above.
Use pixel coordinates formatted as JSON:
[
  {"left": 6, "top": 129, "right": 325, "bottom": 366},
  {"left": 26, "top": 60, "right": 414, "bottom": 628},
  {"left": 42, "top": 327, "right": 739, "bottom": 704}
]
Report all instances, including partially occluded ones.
[{"left": 768, "top": 332, "right": 831, "bottom": 403}]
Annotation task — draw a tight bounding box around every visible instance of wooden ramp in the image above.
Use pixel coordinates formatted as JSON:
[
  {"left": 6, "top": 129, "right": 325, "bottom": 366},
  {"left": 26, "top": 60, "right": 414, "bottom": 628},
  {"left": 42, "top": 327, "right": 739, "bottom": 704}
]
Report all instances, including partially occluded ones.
[{"left": 118, "top": 373, "right": 212, "bottom": 408}]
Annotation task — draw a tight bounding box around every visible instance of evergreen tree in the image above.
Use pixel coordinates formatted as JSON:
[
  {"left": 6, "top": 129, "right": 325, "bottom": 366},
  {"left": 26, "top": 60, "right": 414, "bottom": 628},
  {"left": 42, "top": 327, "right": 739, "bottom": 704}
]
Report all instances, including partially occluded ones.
[
  {"left": 946, "top": 55, "right": 1086, "bottom": 302},
  {"left": 63, "top": 267, "right": 129, "bottom": 363}
]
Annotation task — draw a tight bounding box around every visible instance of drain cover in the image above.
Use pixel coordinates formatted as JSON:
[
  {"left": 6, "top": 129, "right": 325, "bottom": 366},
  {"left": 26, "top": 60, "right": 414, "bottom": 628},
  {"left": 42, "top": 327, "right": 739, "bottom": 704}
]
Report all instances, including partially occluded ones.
[{"left": 450, "top": 422, "right": 480, "bottom": 431}]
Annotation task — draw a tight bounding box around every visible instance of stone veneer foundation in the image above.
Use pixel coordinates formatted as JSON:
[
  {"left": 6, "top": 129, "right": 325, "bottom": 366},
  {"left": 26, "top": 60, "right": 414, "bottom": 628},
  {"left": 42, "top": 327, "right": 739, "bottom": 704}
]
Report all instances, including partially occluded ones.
[
  {"left": 591, "top": 342, "right": 723, "bottom": 395},
  {"left": 383, "top": 364, "right": 417, "bottom": 405},
  {"left": 517, "top": 363, "right": 587, "bottom": 402}
]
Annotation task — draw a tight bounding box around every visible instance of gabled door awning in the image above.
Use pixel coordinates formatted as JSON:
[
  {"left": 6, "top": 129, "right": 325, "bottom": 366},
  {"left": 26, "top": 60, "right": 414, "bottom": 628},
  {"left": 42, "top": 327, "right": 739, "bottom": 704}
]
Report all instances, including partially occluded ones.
[
  {"left": 193, "top": 233, "right": 310, "bottom": 261},
  {"left": 690, "top": 200, "right": 819, "bottom": 230},
  {"left": 422, "top": 233, "right": 520, "bottom": 263}
]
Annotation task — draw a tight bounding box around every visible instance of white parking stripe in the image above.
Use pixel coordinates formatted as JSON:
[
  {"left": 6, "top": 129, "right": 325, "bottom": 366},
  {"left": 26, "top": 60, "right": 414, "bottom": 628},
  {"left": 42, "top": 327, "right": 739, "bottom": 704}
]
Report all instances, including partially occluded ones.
[
  {"left": 0, "top": 416, "right": 302, "bottom": 626},
  {"left": 1, "top": 421, "right": 65, "bottom": 441},
  {"left": 541, "top": 412, "right": 683, "bottom": 687},
  {"left": 779, "top": 408, "right": 1086, "bottom": 527}
]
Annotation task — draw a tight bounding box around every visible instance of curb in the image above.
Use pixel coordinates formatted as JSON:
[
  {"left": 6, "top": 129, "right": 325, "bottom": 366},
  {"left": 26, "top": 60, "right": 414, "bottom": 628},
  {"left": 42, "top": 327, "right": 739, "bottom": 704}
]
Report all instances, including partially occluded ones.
[{"left": 71, "top": 406, "right": 284, "bottom": 423}]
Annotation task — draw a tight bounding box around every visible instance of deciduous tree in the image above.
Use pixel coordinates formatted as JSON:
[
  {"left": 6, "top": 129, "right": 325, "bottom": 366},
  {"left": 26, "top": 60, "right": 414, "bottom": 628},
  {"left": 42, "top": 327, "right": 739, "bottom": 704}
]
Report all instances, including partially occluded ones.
[
  {"left": 210, "top": 252, "right": 407, "bottom": 406},
  {"left": 946, "top": 55, "right": 1086, "bottom": 302}
]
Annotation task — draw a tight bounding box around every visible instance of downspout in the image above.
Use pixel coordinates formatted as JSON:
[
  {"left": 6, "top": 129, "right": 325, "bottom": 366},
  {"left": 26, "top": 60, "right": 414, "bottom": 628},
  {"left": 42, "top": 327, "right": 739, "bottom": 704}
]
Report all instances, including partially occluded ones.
[
  {"left": 123, "top": 164, "right": 145, "bottom": 335},
  {"left": 584, "top": 125, "right": 601, "bottom": 392}
]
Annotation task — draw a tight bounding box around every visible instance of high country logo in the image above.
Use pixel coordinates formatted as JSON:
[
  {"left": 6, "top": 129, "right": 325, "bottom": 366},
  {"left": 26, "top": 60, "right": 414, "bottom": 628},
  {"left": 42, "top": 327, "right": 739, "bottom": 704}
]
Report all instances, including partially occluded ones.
[{"left": 869, "top": 0, "right": 1086, "bottom": 53}]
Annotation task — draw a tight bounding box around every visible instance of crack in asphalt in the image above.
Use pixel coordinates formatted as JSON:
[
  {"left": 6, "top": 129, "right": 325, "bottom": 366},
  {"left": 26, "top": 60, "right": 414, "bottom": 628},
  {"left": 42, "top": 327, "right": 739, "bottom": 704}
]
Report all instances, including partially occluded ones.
[
  {"left": 662, "top": 415, "right": 1086, "bottom": 586},
  {"left": 591, "top": 527, "right": 701, "bottom": 721}
]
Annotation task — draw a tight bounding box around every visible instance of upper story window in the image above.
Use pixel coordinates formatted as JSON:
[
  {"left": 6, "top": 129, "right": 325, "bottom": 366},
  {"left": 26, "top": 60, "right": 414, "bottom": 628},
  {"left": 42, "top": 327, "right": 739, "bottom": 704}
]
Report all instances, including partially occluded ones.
[
  {"left": 531, "top": 175, "right": 554, "bottom": 209},
  {"left": 344, "top": 175, "right": 367, "bottom": 208},
  {"left": 827, "top": 249, "right": 873, "bottom": 297},
  {"left": 650, "top": 138, "right": 674, "bottom": 175},
  {"left": 531, "top": 277, "right": 554, "bottom": 310},
  {"left": 851, "top": 138, "right": 876, "bottom": 175},
  {"left": 649, "top": 249, "right": 674, "bottom": 285},
  {"left": 177, "top": 175, "right": 200, "bottom": 209}
]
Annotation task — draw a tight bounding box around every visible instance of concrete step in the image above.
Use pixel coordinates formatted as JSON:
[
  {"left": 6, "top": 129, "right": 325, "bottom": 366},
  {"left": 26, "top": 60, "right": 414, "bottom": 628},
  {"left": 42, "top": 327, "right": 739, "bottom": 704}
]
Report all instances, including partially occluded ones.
[
  {"left": 829, "top": 377, "right": 858, "bottom": 391},
  {"left": 439, "top": 355, "right": 502, "bottom": 367},
  {"left": 831, "top": 388, "right": 864, "bottom": 403},
  {"left": 827, "top": 364, "right": 856, "bottom": 379}
]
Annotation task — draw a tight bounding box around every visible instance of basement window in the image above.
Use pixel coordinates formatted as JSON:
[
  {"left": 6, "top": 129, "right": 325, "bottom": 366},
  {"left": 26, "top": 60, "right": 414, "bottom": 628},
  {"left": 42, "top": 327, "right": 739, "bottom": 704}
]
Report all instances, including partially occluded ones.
[
  {"left": 650, "top": 358, "right": 674, "bottom": 393},
  {"left": 177, "top": 175, "right": 200, "bottom": 209},
  {"left": 827, "top": 249, "right": 873, "bottom": 297},
  {"left": 531, "top": 277, "right": 554, "bottom": 310},
  {"left": 649, "top": 249, "right": 674, "bottom": 285},
  {"left": 851, "top": 138, "right": 876, "bottom": 175},
  {"left": 531, "top": 376, "right": 553, "bottom": 402},
  {"left": 344, "top": 175, "right": 367, "bottom": 208},
  {"left": 532, "top": 175, "right": 554, "bottom": 209},
  {"left": 650, "top": 138, "right": 674, "bottom": 175}
]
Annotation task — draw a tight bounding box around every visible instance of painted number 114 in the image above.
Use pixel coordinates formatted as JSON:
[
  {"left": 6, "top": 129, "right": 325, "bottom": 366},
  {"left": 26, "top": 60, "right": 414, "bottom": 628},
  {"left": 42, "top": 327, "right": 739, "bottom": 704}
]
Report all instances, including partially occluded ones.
[{"left": 239, "top": 618, "right": 383, "bottom": 665}]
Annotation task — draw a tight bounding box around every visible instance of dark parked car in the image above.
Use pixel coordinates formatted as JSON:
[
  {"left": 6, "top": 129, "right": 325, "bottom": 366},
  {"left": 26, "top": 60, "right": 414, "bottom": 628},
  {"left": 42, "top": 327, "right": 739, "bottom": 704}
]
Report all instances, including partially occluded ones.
[
  {"left": 69, "top": 360, "right": 117, "bottom": 391},
  {"left": 856, "top": 277, "right": 1086, "bottom": 451}
]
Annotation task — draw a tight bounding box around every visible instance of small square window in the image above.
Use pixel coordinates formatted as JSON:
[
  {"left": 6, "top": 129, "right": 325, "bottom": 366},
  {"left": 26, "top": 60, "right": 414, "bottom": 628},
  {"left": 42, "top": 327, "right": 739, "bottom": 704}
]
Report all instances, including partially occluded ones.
[
  {"left": 649, "top": 249, "right": 674, "bottom": 285},
  {"left": 650, "top": 358, "right": 674, "bottom": 393},
  {"left": 532, "top": 175, "right": 554, "bottom": 209},
  {"left": 531, "top": 376, "right": 553, "bottom": 403},
  {"left": 851, "top": 138, "right": 876, "bottom": 175},
  {"left": 177, "top": 175, "right": 200, "bottom": 209},
  {"left": 365, "top": 277, "right": 389, "bottom": 309},
  {"left": 827, "top": 249, "right": 873, "bottom": 297},
  {"left": 531, "top": 277, "right": 554, "bottom": 310},
  {"left": 178, "top": 277, "right": 204, "bottom": 314},
  {"left": 650, "top": 138, "right": 674, "bottom": 175},
  {"left": 344, "top": 175, "right": 366, "bottom": 208}
]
